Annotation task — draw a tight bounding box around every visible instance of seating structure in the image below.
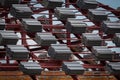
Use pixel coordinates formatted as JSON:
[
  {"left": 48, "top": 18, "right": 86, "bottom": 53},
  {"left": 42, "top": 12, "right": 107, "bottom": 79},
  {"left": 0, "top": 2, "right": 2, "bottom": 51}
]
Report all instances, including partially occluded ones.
[{"left": 0, "top": 0, "right": 120, "bottom": 80}]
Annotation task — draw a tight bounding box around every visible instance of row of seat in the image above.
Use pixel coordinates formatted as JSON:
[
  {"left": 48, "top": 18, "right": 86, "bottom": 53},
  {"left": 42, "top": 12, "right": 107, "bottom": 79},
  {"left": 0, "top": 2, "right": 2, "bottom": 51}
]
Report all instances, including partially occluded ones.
[
  {"left": 92, "top": 46, "right": 115, "bottom": 61},
  {"left": 62, "top": 61, "right": 85, "bottom": 75},
  {"left": 21, "top": 18, "right": 42, "bottom": 32},
  {"left": 0, "top": 30, "right": 119, "bottom": 48},
  {"left": 0, "top": 0, "right": 98, "bottom": 9},
  {"left": 0, "top": 19, "right": 5, "bottom": 30},
  {"left": 19, "top": 61, "right": 85, "bottom": 75},
  {"left": 1, "top": 1, "right": 118, "bottom": 35},
  {"left": 2, "top": 32, "right": 119, "bottom": 61}
]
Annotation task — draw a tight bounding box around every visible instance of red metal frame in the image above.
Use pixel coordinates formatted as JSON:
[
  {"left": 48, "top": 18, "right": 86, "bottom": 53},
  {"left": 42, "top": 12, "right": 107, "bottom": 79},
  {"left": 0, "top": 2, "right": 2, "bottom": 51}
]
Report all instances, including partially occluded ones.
[{"left": 0, "top": 0, "right": 120, "bottom": 80}]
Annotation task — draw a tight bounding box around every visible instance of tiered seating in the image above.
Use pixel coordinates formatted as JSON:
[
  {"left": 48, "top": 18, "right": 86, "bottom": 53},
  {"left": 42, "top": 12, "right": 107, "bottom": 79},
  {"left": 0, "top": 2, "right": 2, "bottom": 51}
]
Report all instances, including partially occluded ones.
[
  {"left": 76, "top": 0, "right": 98, "bottom": 9},
  {"left": 101, "top": 21, "right": 120, "bottom": 34},
  {"left": 106, "top": 62, "right": 120, "bottom": 75},
  {"left": 113, "top": 33, "right": 120, "bottom": 47},
  {"left": 0, "top": 0, "right": 20, "bottom": 7},
  {"left": 0, "top": 19, "right": 5, "bottom": 30}
]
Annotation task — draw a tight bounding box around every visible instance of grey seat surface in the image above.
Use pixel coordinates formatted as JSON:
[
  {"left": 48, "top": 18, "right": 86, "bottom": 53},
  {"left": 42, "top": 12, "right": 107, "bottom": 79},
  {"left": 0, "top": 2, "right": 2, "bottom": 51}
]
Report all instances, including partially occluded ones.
[
  {"left": 65, "top": 18, "right": 87, "bottom": 34},
  {"left": 48, "top": 44, "right": 72, "bottom": 60},
  {"left": 35, "top": 32, "right": 57, "bottom": 46},
  {"left": 42, "top": 0, "right": 63, "bottom": 9},
  {"left": 82, "top": 33, "right": 102, "bottom": 46},
  {"left": 0, "top": 30, "right": 19, "bottom": 45},
  {"left": 88, "top": 9, "right": 107, "bottom": 22},
  {"left": 76, "top": 0, "right": 98, "bottom": 9},
  {"left": 62, "top": 61, "right": 85, "bottom": 75}
]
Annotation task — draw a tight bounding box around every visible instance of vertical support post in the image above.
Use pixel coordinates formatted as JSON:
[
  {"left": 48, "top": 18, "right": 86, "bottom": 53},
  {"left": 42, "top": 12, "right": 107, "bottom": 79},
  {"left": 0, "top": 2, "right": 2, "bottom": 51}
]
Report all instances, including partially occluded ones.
[
  {"left": 65, "top": 0, "right": 70, "bottom": 7},
  {"left": 65, "top": 0, "right": 71, "bottom": 45},
  {"left": 49, "top": 10, "right": 53, "bottom": 32},
  {"left": 21, "top": 30, "right": 27, "bottom": 47},
  {"left": 67, "top": 32, "right": 71, "bottom": 45},
  {"left": 6, "top": 56, "right": 10, "bottom": 64}
]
